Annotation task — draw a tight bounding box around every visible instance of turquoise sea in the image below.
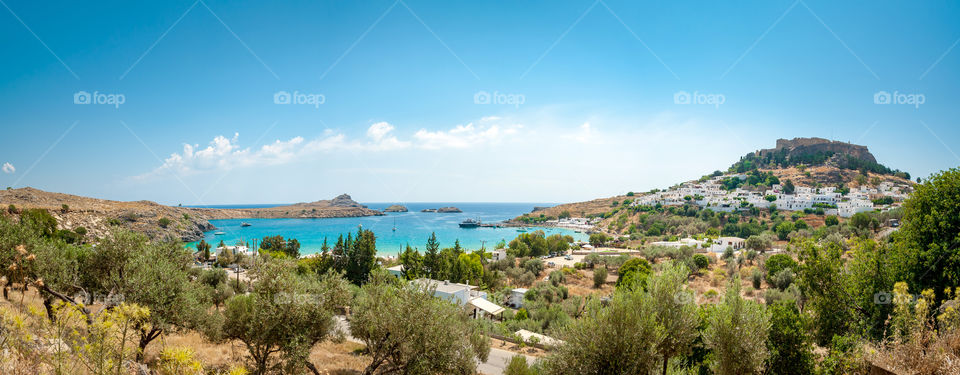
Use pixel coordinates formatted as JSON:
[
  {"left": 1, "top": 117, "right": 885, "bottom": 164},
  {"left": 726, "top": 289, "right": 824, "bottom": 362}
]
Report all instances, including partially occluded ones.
[{"left": 188, "top": 203, "right": 587, "bottom": 256}]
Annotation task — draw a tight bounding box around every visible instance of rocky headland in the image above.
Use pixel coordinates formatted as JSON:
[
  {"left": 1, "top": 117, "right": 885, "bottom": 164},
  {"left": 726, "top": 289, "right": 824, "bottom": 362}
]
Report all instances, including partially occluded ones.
[{"left": 0, "top": 188, "right": 382, "bottom": 242}]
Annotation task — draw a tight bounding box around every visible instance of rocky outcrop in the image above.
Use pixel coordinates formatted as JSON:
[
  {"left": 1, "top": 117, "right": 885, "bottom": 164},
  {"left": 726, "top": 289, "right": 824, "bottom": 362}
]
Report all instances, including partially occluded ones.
[
  {"left": 330, "top": 194, "right": 364, "bottom": 208},
  {"left": 383, "top": 205, "right": 408, "bottom": 212}
]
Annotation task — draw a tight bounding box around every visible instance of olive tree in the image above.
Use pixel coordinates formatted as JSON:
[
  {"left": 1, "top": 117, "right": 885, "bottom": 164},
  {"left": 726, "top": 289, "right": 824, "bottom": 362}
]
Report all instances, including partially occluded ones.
[
  {"left": 219, "top": 259, "right": 350, "bottom": 374},
  {"left": 121, "top": 235, "right": 209, "bottom": 360},
  {"left": 350, "top": 271, "right": 490, "bottom": 375},
  {"left": 648, "top": 263, "right": 699, "bottom": 375},
  {"left": 703, "top": 278, "right": 770, "bottom": 375},
  {"left": 543, "top": 278, "right": 664, "bottom": 374}
]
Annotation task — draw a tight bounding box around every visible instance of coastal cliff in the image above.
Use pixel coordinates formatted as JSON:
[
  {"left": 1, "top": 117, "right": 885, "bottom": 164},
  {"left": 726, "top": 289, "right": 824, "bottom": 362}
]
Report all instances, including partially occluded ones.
[{"left": 0, "top": 188, "right": 382, "bottom": 242}]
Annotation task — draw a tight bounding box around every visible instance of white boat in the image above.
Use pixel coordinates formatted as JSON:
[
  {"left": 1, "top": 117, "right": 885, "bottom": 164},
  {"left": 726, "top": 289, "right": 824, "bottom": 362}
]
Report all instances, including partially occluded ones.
[{"left": 214, "top": 232, "right": 226, "bottom": 235}]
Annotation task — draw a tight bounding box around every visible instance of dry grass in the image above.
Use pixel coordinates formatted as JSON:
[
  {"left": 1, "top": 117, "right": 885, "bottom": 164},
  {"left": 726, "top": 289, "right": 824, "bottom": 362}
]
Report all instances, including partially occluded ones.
[
  {"left": 563, "top": 268, "right": 614, "bottom": 297},
  {"left": 866, "top": 329, "right": 960, "bottom": 375},
  {"left": 143, "top": 326, "right": 370, "bottom": 374},
  {"left": 1, "top": 287, "right": 369, "bottom": 374}
]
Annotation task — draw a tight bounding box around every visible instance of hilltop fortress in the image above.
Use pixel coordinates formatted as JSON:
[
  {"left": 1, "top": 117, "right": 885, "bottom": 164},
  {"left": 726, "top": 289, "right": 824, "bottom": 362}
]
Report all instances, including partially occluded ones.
[{"left": 757, "top": 137, "right": 878, "bottom": 164}]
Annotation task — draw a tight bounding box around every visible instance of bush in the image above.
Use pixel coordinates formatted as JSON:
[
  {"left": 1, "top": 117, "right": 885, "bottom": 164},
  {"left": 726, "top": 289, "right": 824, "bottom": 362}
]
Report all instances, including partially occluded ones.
[
  {"left": 518, "top": 271, "right": 536, "bottom": 287},
  {"left": 766, "top": 301, "right": 815, "bottom": 375},
  {"left": 505, "top": 355, "right": 534, "bottom": 375},
  {"left": 765, "top": 254, "right": 798, "bottom": 283},
  {"left": 593, "top": 268, "right": 607, "bottom": 288},
  {"left": 523, "top": 259, "right": 544, "bottom": 275},
  {"left": 158, "top": 217, "right": 172, "bottom": 228},
  {"left": 824, "top": 215, "right": 839, "bottom": 226},
  {"left": 771, "top": 268, "right": 795, "bottom": 290},
  {"left": 693, "top": 254, "right": 710, "bottom": 270},
  {"left": 616, "top": 258, "right": 651, "bottom": 289},
  {"left": 548, "top": 270, "right": 566, "bottom": 287},
  {"left": 751, "top": 268, "right": 763, "bottom": 289}
]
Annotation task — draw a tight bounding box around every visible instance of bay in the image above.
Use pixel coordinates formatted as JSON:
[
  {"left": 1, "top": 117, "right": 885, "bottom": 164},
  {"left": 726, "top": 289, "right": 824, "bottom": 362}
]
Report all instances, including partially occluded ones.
[{"left": 189, "top": 202, "right": 587, "bottom": 256}]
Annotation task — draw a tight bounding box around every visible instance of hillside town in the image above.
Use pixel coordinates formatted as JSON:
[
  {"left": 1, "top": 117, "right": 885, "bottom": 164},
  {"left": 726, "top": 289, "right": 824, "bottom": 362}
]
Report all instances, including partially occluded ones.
[{"left": 632, "top": 173, "right": 911, "bottom": 217}]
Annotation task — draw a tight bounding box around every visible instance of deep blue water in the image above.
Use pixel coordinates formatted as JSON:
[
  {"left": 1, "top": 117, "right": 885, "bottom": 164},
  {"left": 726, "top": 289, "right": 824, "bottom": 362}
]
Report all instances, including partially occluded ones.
[{"left": 188, "top": 202, "right": 587, "bottom": 256}]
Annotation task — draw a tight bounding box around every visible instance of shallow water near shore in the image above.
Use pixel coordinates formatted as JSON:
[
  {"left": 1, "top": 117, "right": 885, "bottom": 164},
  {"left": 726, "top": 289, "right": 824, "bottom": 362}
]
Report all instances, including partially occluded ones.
[{"left": 187, "top": 202, "right": 588, "bottom": 256}]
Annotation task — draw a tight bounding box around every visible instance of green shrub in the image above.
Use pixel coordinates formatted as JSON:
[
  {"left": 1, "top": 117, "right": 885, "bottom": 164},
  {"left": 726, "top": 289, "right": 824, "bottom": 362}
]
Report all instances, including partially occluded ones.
[
  {"left": 693, "top": 254, "right": 710, "bottom": 270},
  {"left": 548, "top": 270, "right": 566, "bottom": 286},
  {"left": 593, "top": 268, "right": 607, "bottom": 288},
  {"left": 772, "top": 268, "right": 795, "bottom": 290},
  {"left": 158, "top": 217, "right": 172, "bottom": 228},
  {"left": 751, "top": 268, "right": 763, "bottom": 289},
  {"left": 765, "top": 254, "right": 798, "bottom": 282},
  {"left": 616, "top": 258, "right": 650, "bottom": 289}
]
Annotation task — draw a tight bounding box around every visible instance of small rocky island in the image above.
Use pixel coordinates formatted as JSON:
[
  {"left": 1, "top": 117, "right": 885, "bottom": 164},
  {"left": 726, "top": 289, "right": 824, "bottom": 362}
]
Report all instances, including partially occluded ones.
[
  {"left": 421, "top": 207, "right": 462, "bottom": 213},
  {"left": 383, "top": 204, "right": 408, "bottom": 212}
]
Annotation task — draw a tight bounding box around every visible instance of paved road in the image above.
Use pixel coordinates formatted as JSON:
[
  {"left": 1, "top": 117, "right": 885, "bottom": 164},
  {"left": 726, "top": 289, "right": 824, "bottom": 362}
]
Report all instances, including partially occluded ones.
[
  {"left": 334, "top": 316, "right": 534, "bottom": 375},
  {"left": 478, "top": 347, "right": 535, "bottom": 375}
]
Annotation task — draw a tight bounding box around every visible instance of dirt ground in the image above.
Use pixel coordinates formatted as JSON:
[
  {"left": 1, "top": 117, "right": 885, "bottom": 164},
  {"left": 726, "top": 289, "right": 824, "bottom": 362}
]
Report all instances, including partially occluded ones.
[{"left": 490, "top": 338, "right": 546, "bottom": 357}]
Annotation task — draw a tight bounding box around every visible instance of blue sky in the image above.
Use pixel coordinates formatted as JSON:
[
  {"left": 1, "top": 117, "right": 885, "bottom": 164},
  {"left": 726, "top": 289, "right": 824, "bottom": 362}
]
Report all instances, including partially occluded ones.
[{"left": 0, "top": 0, "right": 958, "bottom": 204}]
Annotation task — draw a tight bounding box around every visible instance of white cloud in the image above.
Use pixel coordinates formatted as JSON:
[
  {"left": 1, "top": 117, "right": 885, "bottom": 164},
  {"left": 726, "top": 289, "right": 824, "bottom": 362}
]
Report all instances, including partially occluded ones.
[
  {"left": 413, "top": 122, "right": 520, "bottom": 150},
  {"left": 137, "top": 133, "right": 306, "bottom": 179},
  {"left": 1, "top": 162, "right": 14, "bottom": 174},
  {"left": 135, "top": 118, "right": 552, "bottom": 181}
]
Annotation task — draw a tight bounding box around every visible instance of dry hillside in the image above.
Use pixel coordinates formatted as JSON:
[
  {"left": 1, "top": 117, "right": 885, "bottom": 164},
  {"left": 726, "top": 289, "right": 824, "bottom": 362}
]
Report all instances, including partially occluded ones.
[{"left": 0, "top": 188, "right": 382, "bottom": 242}]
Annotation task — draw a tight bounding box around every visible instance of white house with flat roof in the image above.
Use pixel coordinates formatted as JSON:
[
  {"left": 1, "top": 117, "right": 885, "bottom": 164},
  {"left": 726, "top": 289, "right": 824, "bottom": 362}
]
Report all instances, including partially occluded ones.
[{"left": 412, "top": 278, "right": 505, "bottom": 319}]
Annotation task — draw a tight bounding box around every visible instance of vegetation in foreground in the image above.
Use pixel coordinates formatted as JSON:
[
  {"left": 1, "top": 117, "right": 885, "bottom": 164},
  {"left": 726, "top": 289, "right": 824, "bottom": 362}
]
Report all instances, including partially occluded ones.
[{"left": 1, "top": 167, "right": 959, "bottom": 374}]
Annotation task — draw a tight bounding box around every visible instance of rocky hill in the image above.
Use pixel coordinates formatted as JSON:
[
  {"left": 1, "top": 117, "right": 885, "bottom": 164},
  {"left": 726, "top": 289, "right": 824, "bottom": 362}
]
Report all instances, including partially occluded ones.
[
  {"left": 0, "top": 188, "right": 382, "bottom": 242},
  {"left": 512, "top": 138, "right": 914, "bottom": 226},
  {"left": 733, "top": 137, "right": 909, "bottom": 178}
]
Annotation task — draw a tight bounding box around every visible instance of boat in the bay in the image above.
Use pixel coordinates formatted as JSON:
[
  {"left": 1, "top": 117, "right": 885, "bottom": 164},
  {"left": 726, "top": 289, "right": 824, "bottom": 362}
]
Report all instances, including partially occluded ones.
[{"left": 459, "top": 218, "right": 481, "bottom": 228}]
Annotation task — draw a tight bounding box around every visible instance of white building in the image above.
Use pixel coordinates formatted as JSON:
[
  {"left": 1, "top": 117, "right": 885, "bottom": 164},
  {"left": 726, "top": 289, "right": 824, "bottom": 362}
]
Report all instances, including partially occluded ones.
[
  {"left": 412, "top": 278, "right": 505, "bottom": 319},
  {"left": 630, "top": 172, "right": 907, "bottom": 217}
]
